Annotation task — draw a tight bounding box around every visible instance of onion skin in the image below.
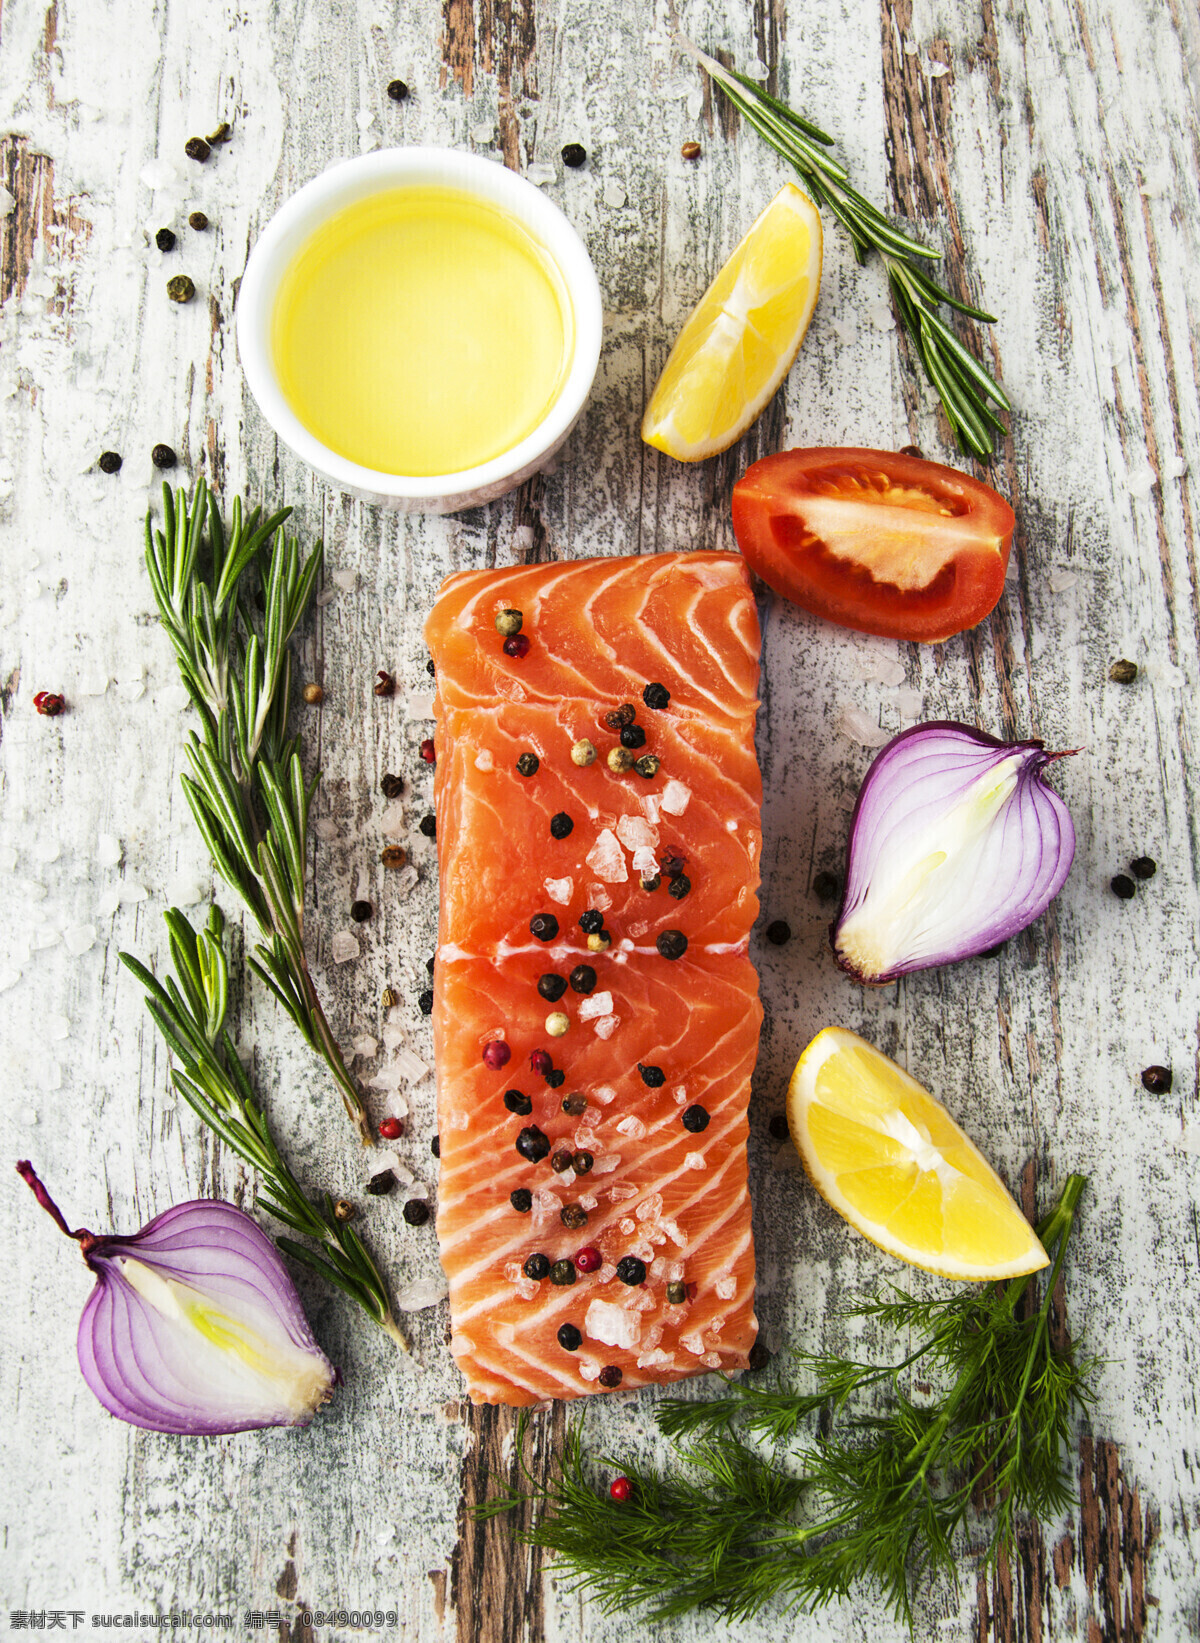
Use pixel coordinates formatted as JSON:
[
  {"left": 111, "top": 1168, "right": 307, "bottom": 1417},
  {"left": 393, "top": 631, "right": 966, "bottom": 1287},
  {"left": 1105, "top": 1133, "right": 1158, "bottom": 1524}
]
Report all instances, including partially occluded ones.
[
  {"left": 831, "top": 722, "right": 1076, "bottom": 985},
  {"left": 18, "top": 1164, "right": 337, "bottom": 1436}
]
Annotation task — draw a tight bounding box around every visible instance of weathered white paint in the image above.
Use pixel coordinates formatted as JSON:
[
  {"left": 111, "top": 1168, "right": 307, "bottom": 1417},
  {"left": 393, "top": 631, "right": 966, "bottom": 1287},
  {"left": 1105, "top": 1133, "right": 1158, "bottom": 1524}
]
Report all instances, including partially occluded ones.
[{"left": 1, "top": 0, "right": 1197, "bottom": 1637}]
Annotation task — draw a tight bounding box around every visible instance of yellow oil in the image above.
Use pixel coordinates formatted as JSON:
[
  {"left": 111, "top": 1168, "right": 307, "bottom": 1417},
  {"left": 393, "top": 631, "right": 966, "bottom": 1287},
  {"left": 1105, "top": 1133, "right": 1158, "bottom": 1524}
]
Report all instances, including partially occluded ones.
[{"left": 271, "top": 186, "right": 574, "bottom": 476}]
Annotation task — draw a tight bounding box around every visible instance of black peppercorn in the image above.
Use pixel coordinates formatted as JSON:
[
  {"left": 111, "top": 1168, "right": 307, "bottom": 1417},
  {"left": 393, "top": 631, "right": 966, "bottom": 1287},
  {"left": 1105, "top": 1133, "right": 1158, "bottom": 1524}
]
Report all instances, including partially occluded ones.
[
  {"left": 616, "top": 1255, "right": 646, "bottom": 1286},
  {"left": 666, "top": 1281, "right": 686, "bottom": 1305},
  {"left": 403, "top": 1198, "right": 430, "bottom": 1226},
  {"left": 660, "top": 853, "right": 686, "bottom": 878},
  {"left": 155, "top": 227, "right": 177, "bottom": 252},
  {"left": 380, "top": 772, "right": 405, "bottom": 799},
  {"left": 511, "top": 1187, "right": 533, "bottom": 1212},
  {"left": 598, "top": 1365, "right": 623, "bottom": 1388},
  {"left": 634, "top": 755, "right": 661, "bottom": 778},
  {"left": 387, "top": 78, "right": 409, "bottom": 100},
  {"left": 550, "top": 812, "right": 574, "bottom": 839},
  {"left": 640, "top": 873, "right": 661, "bottom": 892},
  {"left": 350, "top": 899, "right": 372, "bottom": 922},
  {"left": 426, "top": 954, "right": 435, "bottom": 973},
  {"left": 516, "top": 1125, "right": 551, "bottom": 1163},
  {"left": 530, "top": 912, "right": 560, "bottom": 941},
  {"left": 97, "top": 451, "right": 122, "bottom": 474},
  {"left": 166, "top": 273, "right": 196, "bottom": 303},
  {"left": 151, "top": 443, "right": 177, "bottom": 469},
  {"left": 569, "top": 964, "right": 597, "bottom": 995},
  {"left": 768, "top": 1114, "right": 789, "bottom": 1140},
  {"left": 682, "top": 1105, "right": 710, "bottom": 1133},
  {"left": 557, "top": 1323, "right": 582, "bottom": 1351},
  {"left": 419, "top": 813, "right": 437, "bottom": 838},
  {"left": 504, "top": 1090, "right": 533, "bottom": 1115},
  {"left": 1131, "top": 856, "right": 1157, "bottom": 880},
  {"left": 184, "top": 136, "right": 211, "bottom": 162},
  {"left": 1109, "top": 659, "right": 1138, "bottom": 684},
  {"left": 523, "top": 1253, "right": 551, "bottom": 1280},
  {"left": 538, "top": 973, "right": 568, "bottom": 1002},
  {"left": 1111, "top": 874, "right": 1136, "bottom": 900},
  {"left": 619, "top": 723, "right": 647, "bottom": 750},
  {"left": 418, "top": 990, "right": 434, "bottom": 1015},
  {"left": 1141, "top": 1065, "right": 1172, "bottom": 1094},
  {"left": 366, "top": 1170, "right": 395, "bottom": 1196},
  {"left": 657, "top": 930, "right": 687, "bottom": 960},
  {"left": 603, "top": 704, "right": 636, "bottom": 729},
  {"left": 747, "top": 1341, "right": 772, "bottom": 1371},
  {"left": 579, "top": 909, "right": 604, "bottom": 934},
  {"left": 546, "top": 1069, "right": 566, "bottom": 1089},
  {"left": 551, "top": 1148, "right": 574, "bottom": 1173},
  {"left": 188, "top": 210, "right": 209, "bottom": 231},
  {"left": 431, "top": 1135, "right": 441, "bottom": 1158},
  {"left": 550, "top": 1258, "right": 577, "bottom": 1285},
  {"left": 668, "top": 874, "right": 691, "bottom": 901},
  {"left": 426, "top": 657, "right": 436, "bottom": 676},
  {"left": 561, "top": 142, "right": 587, "bottom": 167},
  {"left": 766, "top": 920, "right": 791, "bottom": 945},
  {"left": 560, "top": 1203, "right": 588, "bottom": 1230},
  {"left": 812, "top": 871, "right": 841, "bottom": 902},
  {"left": 643, "top": 682, "right": 670, "bottom": 710},
  {"left": 516, "top": 752, "right": 539, "bottom": 777},
  {"left": 562, "top": 1092, "right": 588, "bottom": 1116},
  {"left": 572, "top": 1150, "right": 593, "bottom": 1175},
  {"left": 638, "top": 1063, "right": 666, "bottom": 1088}
]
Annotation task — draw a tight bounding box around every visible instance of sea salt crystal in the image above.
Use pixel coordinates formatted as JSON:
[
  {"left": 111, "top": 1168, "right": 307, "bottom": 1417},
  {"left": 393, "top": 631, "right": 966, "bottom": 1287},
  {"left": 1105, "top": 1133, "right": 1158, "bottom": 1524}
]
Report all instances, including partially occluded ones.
[
  {"left": 631, "top": 845, "right": 658, "bottom": 876},
  {"left": 578, "top": 1359, "right": 602, "bottom": 1382},
  {"left": 315, "top": 587, "right": 337, "bottom": 607},
  {"left": 650, "top": 1257, "right": 666, "bottom": 1279},
  {"left": 856, "top": 655, "right": 906, "bottom": 686},
  {"left": 475, "top": 749, "right": 494, "bottom": 771},
  {"left": 895, "top": 687, "right": 924, "bottom": 720},
  {"left": 830, "top": 316, "right": 857, "bottom": 344},
  {"left": 593, "top": 1014, "right": 619, "bottom": 1039},
  {"left": 504, "top": 1261, "right": 522, "bottom": 1284},
  {"left": 533, "top": 1186, "right": 560, "bottom": 1218},
  {"left": 331, "top": 568, "right": 356, "bottom": 592},
  {"left": 640, "top": 794, "right": 661, "bottom": 824},
  {"left": 594, "top": 1084, "right": 617, "bottom": 1105},
  {"left": 660, "top": 780, "right": 691, "bottom": 815},
  {"left": 714, "top": 1274, "right": 738, "bottom": 1300},
  {"left": 701, "top": 1351, "right": 722, "bottom": 1368},
  {"left": 407, "top": 1180, "right": 431, "bottom": 1201},
  {"left": 78, "top": 671, "right": 109, "bottom": 696},
  {"left": 383, "top": 1023, "right": 407, "bottom": 1052},
  {"left": 96, "top": 887, "right": 121, "bottom": 918},
  {"left": 30, "top": 927, "right": 59, "bottom": 951},
  {"left": 683, "top": 1150, "right": 707, "bottom": 1170},
  {"left": 619, "top": 1217, "right": 636, "bottom": 1235},
  {"left": 629, "top": 1288, "right": 656, "bottom": 1311},
  {"left": 314, "top": 818, "right": 339, "bottom": 841},
  {"left": 636, "top": 1192, "right": 663, "bottom": 1221},
  {"left": 119, "top": 881, "right": 149, "bottom": 904},
  {"left": 666, "top": 1260, "right": 684, "bottom": 1282},
  {"left": 638, "top": 1348, "right": 674, "bottom": 1369},
  {"left": 586, "top": 1298, "right": 641, "bottom": 1348},
  {"left": 96, "top": 834, "right": 122, "bottom": 867},
  {"left": 591, "top": 1154, "right": 621, "bottom": 1175},
  {"left": 22, "top": 881, "right": 47, "bottom": 903},
  {"left": 140, "top": 158, "right": 179, "bottom": 191},
  {"left": 46, "top": 1014, "right": 70, "bottom": 1041},
  {"left": 380, "top": 801, "right": 406, "bottom": 839},
  {"left": 672, "top": 1085, "right": 687, "bottom": 1104},
  {"left": 617, "top": 1115, "right": 646, "bottom": 1139},
  {"left": 355, "top": 108, "right": 376, "bottom": 130},
  {"left": 527, "top": 161, "right": 557, "bottom": 186},
  {"left": 927, "top": 60, "right": 950, "bottom": 77},
  {"left": 602, "top": 178, "right": 626, "bottom": 208},
  {"left": 406, "top": 690, "right": 436, "bottom": 720},
  {"left": 1048, "top": 570, "right": 1078, "bottom": 594},
  {"left": 383, "top": 1092, "right": 410, "bottom": 1119},
  {"left": 118, "top": 678, "right": 146, "bottom": 703},
  {"left": 471, "top": 122, "right": 495, "bottom": 143},
  {"left": 394, "top": 1276, "right": 448, "bottom": 1311},
  {"left": 34, "top": 836, "right": 61, "bottom": 864},
  {"left": 585, "top": 828, "right": 627, "bottom": 883},
  {"left": 837, "top": 705, "right": 891, "bottom": 748},
  {"left": 160, "top": 685, "right": 191, "bottom": 713},
  {"left": 0, "top": 186, "right": 15, "bottom": 217},
  {"left": 331, "top": 930, "right": 360, "bottom": 964},
  {"left": 543, "top": 875, "right": 574, "bottom": 904},
  {"left": 616, "top": 815, "right": 658, "bottom": 852},
  {"left": 586, "top": 883, "right": 613, "bottom": 910},
  {"left": 514, "top": 1276, "right": 538, "bottom": 1300},
  {"left": 43, "top": 1062, "right": 62, "bottom": 1092},
  {"left": 63, "top": 925, "right": 96, "bottom": 956},
  {"left": 388, "top": 865, "right": 420, "bottom": 901},
  {"left": 165, "top": 875, "right": 206, "bottom": 906},
  {"left": 680, "top": 1332, "right": 705, "bottom": 1356},
  {"left": 0, "top": 966, "right": 20, "bottom": 993},
  {"left": 350, "top": 1034, "right": 379, "bottom": 1063},
  {"left": 685, "top": 87, "right": 704, "bottom": 119},
  {"left": 372, "top": 1048, "right": 428, "bottom": 1086},
  {"left": 577, "top": 990, "right": 613, "bottom": 1020},
  {"left": 607, "top": 1184, "right": 637, "bottom": 1203},
  {"left": 868, "top": 301, "right": 895, "bottom": 330}
]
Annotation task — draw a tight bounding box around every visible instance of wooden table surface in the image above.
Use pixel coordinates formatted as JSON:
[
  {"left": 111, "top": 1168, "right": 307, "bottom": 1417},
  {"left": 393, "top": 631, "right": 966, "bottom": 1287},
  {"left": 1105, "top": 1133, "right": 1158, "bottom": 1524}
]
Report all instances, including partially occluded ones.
[{"left": 2, "top": 0, "right": 1197, "bottom": 1639}]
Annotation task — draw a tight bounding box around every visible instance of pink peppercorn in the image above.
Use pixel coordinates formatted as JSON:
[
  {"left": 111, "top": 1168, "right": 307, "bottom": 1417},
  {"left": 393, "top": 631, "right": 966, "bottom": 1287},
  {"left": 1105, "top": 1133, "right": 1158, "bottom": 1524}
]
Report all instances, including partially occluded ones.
[
  {"left": 482, "top": 1040, "right": 511, "bottom": 1071},
  {"left": 502, "top": 634, "right": 530, "bottom": 659},
  {"left": 575, "top": 1245, "right": 602, "bottom": 1273},
  {"left": 378, "top": 1116, "right": 403, "bottom": 1140},
  {"left": 609, "top": 1476, "right": 632, "bottom": 1502},
  {"left": 528, "top": 1048, "right": 552, "bottom": 1078},
  {"left": 419, "top": 738, "right": 436, "bottom": 763}
]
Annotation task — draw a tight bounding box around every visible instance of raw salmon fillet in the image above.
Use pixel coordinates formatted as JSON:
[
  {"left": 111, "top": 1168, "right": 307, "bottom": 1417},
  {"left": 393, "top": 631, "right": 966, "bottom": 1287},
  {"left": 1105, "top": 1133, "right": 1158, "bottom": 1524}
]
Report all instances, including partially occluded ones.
[{"left": 425, "top": 552, "right": 763, "bottom": 1404}]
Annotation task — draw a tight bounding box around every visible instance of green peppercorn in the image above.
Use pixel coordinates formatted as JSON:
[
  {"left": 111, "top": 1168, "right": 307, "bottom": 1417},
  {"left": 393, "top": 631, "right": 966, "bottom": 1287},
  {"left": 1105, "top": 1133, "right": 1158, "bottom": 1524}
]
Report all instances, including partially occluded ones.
[
  {"left": 666, "top": 1281, "right": 686, "bottom": 1305},
  {"left": 516, "top": 751, "right": 539, "bottom": 777},
  {"left": 634, "top": 754, "right": 661, "bottom": 778},
  {"left": 550, "top": 1257, "right": 577, "bottom": 1284},
  {"left": 560, "top": 1203, "right": 588, "bottom": 1230},
  {"left": 495, "top": 608, "right": 523, "bottom": 636},
  {"left": 166, "top": 274, "right": 195, "bottom": 303},
  {"left": 184, "top": 136, "right": 211, "bottom": 162}
]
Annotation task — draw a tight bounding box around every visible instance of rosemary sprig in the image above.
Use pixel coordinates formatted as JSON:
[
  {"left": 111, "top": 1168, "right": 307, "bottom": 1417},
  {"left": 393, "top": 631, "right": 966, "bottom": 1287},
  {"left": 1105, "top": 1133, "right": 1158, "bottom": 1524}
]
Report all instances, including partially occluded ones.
[
  {"left": 144, "top": 480, "right": 370, "bottom": 1142},
  {"left": 487, "top": 1174, "right": 1091, "bottom": 1625},
  {"left": 680, "top": 37, "right": 1011, "bottom": 459},
  {"left": 120, "top": 908, "right": 407, "bottom": 1350}
]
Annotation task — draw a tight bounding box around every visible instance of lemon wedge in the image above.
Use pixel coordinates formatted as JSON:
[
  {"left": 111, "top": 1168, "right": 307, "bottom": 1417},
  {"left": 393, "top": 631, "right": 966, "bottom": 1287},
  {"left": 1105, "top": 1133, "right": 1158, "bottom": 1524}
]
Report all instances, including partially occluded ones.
[
  {"left": 787, "top": 1027, "right": 1048, "bottom": 1281},
  {"left": 641, "top": 182, "right": 823, "bottom": 461}
]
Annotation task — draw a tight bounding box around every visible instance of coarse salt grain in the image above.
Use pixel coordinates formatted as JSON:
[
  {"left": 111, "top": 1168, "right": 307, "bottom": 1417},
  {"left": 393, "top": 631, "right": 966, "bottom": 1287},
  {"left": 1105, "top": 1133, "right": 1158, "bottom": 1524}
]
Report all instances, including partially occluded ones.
[
  {"left": 715, "top": 1275, "right": 738, "bottom": 1300},
  {"left": 593, "top": 1014, "right": 619, "bottom": 1039},
  {"left": 543, "top": 875, "right": 574, "bottom": 904},
  {"left": 119, "top": 882, "right": 149, "bottom": 904},
  {"left": 701, "top": 1351, "right": 722, "bottom": 1368},
  {"left": 684, "top": 1150, "right": 707, "bottom": 1170},
  {"left": 586, "top": 883, "right": 612, "bottom": 910},
  {"left": 666, "top": 1260, "right": 683, "bottom": 1282},
  {"left": 837, "top": 705, "right": 891, "bottom": 748},
  {"left": 591, "top": 1154, "right": 621, "bottom": 1175},
  {"left": 405, "top": 690, "right": 436, "bottom": 720},
  {"left": 672, "top": 1085, "right": 688, "bottom": 1105},
  {"left": 578, "top": 1193, "right": 598, "bottom": 1211},
  {"left": 638, "top": 1348, "right": 674, "bottom": 1369},
  {"left": 636, "top": 1192, "right": 663, "bottom": 1221},
  {"left": 594, "top": 1084, "right": 617, "bottom": 1105},
  {"left": 660, "top": 1218, "right": 686, "bottom": 1246},
  {"left": 616, "top": 815, "right": 658, "bottom": 852},
  {"left": 579, "top": 1359, "right": 602, "bottom": 1381},
  {"left": 617, "top": 1115, "right": 646, "bottom": 1139},
  {"left": 314, "top": 818, "right": 339, "bottom": 841},
  {"left": 381, "top": 802, "right": 406, "bottom": 837},
  {"left": 395, "top": 1277, "right": 448, "bottom": 1311},
  {"left": 641, "top": 794, "right": 661, "bottom": 824},
  {"left": 350, "top": 1034, "right": 379, "bottom": 1062},
  {"left": 586, "top": 1298, "right": 641, "bottom": 1348},
  {"left": 64, "top": 925, "right": 96, "bottom": 956},
  {"left": 602, "top": 178, "right": 626, "bottom": 208},
  {"left": 96, "top": 834, "right": 122, "bottom": 867},
  {"left": 383, "top": 1023, "right": 406, "bottom": 1052},
  {"left": 577, "top": 990, "right": 613, "bottom": 1020},
  {"left": 475, "top": 749, "right": 494, "bottom": 770},
  {"left": 660, "top": 779, "right": 691, "bottom": 815},
  {"left": 331, "top": 930, "right": 360, "bottom": 964},
  {"left": 96, "top": 888, "right": 121, "bottom": 918},
  {"left": 608, "top": 1183, "right": 637, "bottom": 1201},
  {"left": 680, "top": 1332, "right": 705, "bottom": 1356},
  {"left": 619, "top": 1217, "right": 636, "bottom": 1235},
  {"left": 527, "top": 161, "right": 558, "bottom": 186},
  {"left": 631, "top": 845, "right": 658, "bottom": 875},
  {"left": 585, "top": 828, "right": 627, "bottom": 883}
]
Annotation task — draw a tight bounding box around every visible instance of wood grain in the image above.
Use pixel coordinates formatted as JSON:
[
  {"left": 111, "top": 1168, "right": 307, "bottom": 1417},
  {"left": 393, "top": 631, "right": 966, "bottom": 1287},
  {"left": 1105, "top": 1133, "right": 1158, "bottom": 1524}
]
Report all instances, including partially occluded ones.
[{"left": 1, "top": 0, "right": 1199, "bottom": 1639}]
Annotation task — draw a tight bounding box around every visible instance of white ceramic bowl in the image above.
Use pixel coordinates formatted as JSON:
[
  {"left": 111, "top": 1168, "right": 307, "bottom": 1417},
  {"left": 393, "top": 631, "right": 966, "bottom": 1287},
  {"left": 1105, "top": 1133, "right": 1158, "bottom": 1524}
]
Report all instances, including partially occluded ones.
[{"left": 237, "top": 148, "right": 603, "bottom": 513}]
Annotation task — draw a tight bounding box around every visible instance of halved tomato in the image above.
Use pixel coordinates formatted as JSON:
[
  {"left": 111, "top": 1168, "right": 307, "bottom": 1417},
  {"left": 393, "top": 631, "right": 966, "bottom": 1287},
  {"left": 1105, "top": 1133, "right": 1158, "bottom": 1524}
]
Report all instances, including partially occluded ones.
[{"left": 731, "top": 447, "right": 1015, "bottom": 643}]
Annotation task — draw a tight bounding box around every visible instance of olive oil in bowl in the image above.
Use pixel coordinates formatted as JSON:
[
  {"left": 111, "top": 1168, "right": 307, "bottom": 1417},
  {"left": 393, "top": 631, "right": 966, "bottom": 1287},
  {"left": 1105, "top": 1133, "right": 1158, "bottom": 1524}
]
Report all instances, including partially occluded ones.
[{"left": 271, "top": 186, "right": 574, "bottom": 478}]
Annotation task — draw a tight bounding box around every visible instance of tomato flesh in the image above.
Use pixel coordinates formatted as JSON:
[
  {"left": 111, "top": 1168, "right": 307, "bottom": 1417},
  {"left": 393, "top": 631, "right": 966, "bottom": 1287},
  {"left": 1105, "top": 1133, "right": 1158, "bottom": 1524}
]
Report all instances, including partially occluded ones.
[{"left": 731, "top": 448, "right": 1015, "bottom": 643}]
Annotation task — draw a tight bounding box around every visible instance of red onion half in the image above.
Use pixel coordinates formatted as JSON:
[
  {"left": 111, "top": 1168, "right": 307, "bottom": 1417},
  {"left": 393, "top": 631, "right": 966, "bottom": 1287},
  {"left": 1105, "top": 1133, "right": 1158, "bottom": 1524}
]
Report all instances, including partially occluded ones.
[
  {"left": 18, "top": 1163, "right": 336, "bottom": 1435},
  {"left": 832, "top": 722, "right": 1075, "bottom": 984}
]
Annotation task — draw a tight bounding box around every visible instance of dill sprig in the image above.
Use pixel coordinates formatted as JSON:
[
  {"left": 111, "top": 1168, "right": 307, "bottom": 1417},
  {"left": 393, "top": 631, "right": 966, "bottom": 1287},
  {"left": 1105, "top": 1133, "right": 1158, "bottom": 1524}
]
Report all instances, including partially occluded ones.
[
  {"left": 486, "top": 1174, "right": 1090, "bottom": 1625},
  {"left": 120, "top": 907, "right": 407, "bottom": 1349},
  {"left": 680, "top": 36, "right": 1011, "bottom": 459},
  {"left": 143, "top": 479, "right": 370, "bottom": 1142}
]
